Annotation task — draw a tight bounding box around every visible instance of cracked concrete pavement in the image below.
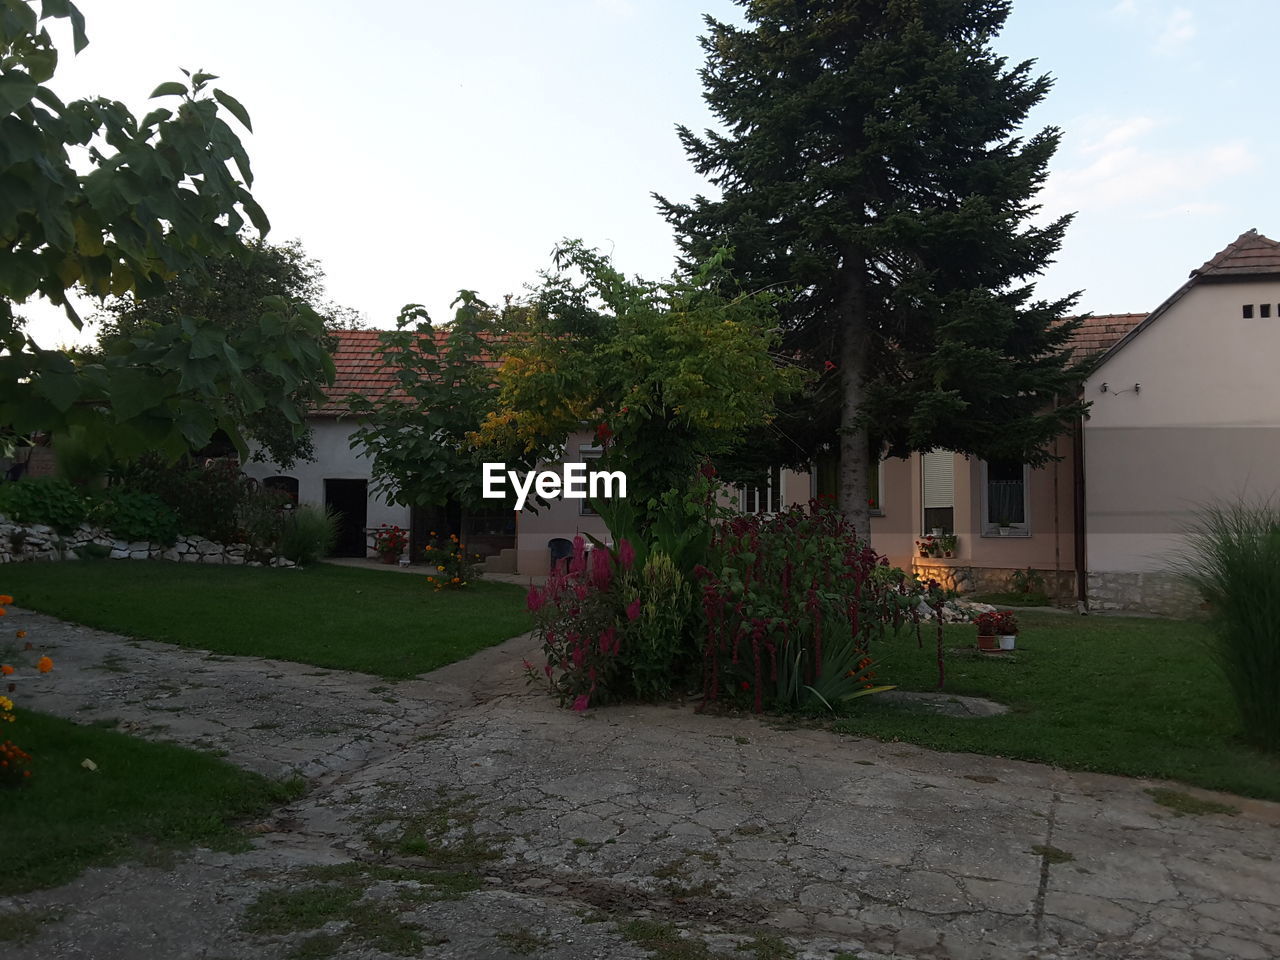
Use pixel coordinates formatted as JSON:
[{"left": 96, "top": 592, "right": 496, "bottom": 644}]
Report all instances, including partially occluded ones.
[{"left": 4, "top": 605, "right": 1280, "bottom": 960}]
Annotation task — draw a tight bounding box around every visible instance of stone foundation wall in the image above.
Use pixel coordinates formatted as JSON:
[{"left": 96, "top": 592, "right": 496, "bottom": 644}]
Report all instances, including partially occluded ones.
[
  {"left": 911, "top": 560, "right": 1076, "bottom": 601},
  {"left": 1087, "top": 571, "right": 1201, "bottom": 618},
  {"left": 0, "top": 516, "right": 296, "bottom": 568}
]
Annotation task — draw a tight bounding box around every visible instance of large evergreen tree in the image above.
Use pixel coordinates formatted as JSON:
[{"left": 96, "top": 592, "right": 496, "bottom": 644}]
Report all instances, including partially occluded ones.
[{"left": 657, "top": 0, "right": 1089, "bottom": 538}]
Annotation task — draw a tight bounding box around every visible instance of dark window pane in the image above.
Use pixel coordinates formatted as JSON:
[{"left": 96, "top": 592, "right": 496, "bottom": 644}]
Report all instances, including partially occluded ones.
[
  {"left": 986, "top": 460, "right": 1025, "bottom": 526},
  {"left": 923, "top": 506, "right": 953, "bottom": 534},
  {"left": 1263, "top": 304, "right": 1273, "bottom": 318},
  {"left": 1243, "top": 304, "right": 1254, "bottom": 318}
]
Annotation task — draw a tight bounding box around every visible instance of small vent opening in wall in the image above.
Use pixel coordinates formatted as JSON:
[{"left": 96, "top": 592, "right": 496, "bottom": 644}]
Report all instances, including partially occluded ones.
[
  {"left": 1262, "top": 304, "right": 1272, "bottom": 318},
  {"left": 1243, "top": 304, "right": 1254, "bottom": 318}
]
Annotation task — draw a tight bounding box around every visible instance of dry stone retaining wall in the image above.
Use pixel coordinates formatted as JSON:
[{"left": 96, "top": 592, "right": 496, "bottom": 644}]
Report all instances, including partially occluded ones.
[{"left": 0, "top": 515, "right": 296, "bottom": 568}]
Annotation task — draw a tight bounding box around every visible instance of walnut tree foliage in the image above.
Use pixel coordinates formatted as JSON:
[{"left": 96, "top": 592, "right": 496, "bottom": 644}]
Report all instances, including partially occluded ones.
[
  {"left": 347, "top": 293, "right": 529, "bottom": 513},
  {"left": 479, "top": 241, "right": 804, "bottom": 528},
  {"left": 93, "top": 238, "right": 362, "bottom": 468},
  {"left": 656, "top": 0, "right": 1090, "bottom": 537},
  {"left": 0, "top": 0, "right": 333, "bottom": 462}
]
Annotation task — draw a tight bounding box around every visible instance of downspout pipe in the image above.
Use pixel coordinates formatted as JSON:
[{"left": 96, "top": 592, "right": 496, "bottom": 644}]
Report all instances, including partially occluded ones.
[{"left": 1072, "top": 405, "right": 1089, "bottom": 614}]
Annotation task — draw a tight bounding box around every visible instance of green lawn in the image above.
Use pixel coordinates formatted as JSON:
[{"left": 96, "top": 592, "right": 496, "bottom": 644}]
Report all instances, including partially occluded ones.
[
  {"left": 0, "top": 561, "right": 531, "bottom": 679},
  {"left": 836, "top": 612, "right": 1280, "bottom": 801},
  {"left": 3, "top": 709, "right": 300, "bottom": 895}
]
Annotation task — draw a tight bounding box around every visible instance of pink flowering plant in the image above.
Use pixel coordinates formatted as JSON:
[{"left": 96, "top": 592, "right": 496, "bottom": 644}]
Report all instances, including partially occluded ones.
[
  {"left": 696, "top": 500, "right": 949, "bottom": 713},
  {"left": 525, "top": 536, "right": 632, "bottom": 711}
]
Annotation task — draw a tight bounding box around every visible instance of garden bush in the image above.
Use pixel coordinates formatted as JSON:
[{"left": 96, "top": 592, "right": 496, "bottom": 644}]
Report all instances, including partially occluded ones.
[
  {"left": 696, "top": 501, "right": 946, "bottom": 713},
  {"left": 277, "top": 505, "right": 338, "bottom": 566},
  {"left": 0, "top": 478, "right": 88, "bottom": 534},
  {"left": 87, "top": 489, "right": 180, "bottom": 545},
  {"left": 1176, "top": 500, "right": 1280, "bottom": 753},
  {"left": 111, "top": 455, "right": 254, "bottom": 544}
]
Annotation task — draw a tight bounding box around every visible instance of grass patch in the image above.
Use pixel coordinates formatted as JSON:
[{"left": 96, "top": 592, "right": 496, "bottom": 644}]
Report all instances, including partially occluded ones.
[
  {"left": 1, "top": 709, "right": 300, "bottom": 894},
  {"left": 497, "top": 928, "right": 553, "bottom": 955},
  {"left": 244, "top": 861, "right": 470, "bottom": 958},
  {"left": 1030, "top": 844, "right": 1074, "bottom": 864},
  {"left": 832, "top": 613, "right": 1280, "bottom": 801},
  {"left": 1145, "top": 787, "right": 1239, "bottom": 817},
  {"left": 0, "top": 560, "right": 530, "bottom": 678},
  {"left": 619, "top": 919, "right": 721, "bottom": 960}
]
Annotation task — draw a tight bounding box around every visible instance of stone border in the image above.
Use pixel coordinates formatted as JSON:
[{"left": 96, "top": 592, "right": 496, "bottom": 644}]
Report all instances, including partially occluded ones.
[{"left": 0, "top": 515, "right": 296, "bottom": 568}]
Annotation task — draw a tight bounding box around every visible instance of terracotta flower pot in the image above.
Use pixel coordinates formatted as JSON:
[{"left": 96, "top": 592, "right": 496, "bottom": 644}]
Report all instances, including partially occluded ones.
[
  {"left": 380, "top": 551, "right": 400, "bottom": 565},
  {"left": 976, "top": 634, "right": 999, "bottom": 651}
]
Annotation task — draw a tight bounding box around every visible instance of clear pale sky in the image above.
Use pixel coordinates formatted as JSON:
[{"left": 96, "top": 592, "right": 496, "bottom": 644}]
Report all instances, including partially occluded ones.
[{"left": 24, "top": 0, "right": 1280, "bottom": 346}]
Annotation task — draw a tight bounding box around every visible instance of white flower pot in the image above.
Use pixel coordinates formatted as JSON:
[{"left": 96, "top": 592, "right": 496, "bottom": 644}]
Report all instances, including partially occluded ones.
[
  {"left": 997, "top": 526, "right": 1010, "bottom": 536},
  {"left": 999, "top": 634, "right": 1017, "bottom": 651}
]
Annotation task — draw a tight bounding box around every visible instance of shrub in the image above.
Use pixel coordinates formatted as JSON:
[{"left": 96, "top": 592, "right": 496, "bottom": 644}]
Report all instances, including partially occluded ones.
[
  {"left": 235, "top": 487, "right": 293, "bottom": 556},
  {"left": 0, "top": 593, "right": 54, "bottom": 787},
  {"left": 620, "top": 550, "right": 693, "bottom": 701},
  {"left": 111, "top": 455, "right": 254, "bottom": 543},
  {"left": 526, "top": 537, "right": 632, "bottom": 709},
  {"left": 88, "top": 489, "right": 180, "bottom": 545},
  {"left": 696, "top": 501, "right": 945, "bottom": 713},
  {"left": 421, "top": 534, "right": 479, "bottom": 590},
  {"left": 372, "top": 524, "right": 409, "bottom": 556},
  {"left": 975, "top": 610, "right": 1019, "bottom": 636},
  {"left": 1175, "top": 500, "right": 1280, "bottom": 753},
  {"left": 0, "top": 479, "right": 88, "bottom": 533},
  {"left": 277, "top": 505, "right": 338, "bottom": 566}
]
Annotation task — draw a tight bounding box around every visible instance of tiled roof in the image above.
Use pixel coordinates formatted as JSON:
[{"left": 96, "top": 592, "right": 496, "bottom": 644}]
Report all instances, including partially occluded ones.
[
  {"left": 317, "top": 328, "right": 504, "bottom": 417},
  {"left": 1191, "top": 229, "right": 1280, "bottom": 280},
  {"left": 1064, "top": 313, "right": 1147, "bottom": 360}
]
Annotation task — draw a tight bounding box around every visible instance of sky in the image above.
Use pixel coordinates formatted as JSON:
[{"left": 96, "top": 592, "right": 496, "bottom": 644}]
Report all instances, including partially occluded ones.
[{"left": 23, "top": 0, "right": 1280, "bottom": 347}]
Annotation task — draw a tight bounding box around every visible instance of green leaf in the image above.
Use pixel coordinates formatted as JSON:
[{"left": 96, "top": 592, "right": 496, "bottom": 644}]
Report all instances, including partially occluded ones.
[
  {"left": 41, "top": 0, "right": 88, "bottom": 53},
  {"left": 212, "top": 88, "right": 252, "bottom": 132},
  {"left": 149, "top": 81, "right": 187, "bottom": 99}
]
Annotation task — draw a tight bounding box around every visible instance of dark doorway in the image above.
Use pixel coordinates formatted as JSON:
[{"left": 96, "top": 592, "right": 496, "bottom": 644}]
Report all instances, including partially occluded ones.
[{"left": 325, "top": 479, "right": 368, "bottom": 557}]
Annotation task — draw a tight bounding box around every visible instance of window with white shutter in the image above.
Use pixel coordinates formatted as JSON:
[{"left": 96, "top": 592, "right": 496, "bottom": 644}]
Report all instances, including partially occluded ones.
[{"left": 921, "top": 449, "right": 954, "bottom": 534}]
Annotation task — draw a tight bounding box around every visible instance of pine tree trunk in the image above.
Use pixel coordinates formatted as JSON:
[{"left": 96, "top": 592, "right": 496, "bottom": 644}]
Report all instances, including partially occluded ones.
[{"left": 837, "top": 258, "right": 871, "bottom": 542}]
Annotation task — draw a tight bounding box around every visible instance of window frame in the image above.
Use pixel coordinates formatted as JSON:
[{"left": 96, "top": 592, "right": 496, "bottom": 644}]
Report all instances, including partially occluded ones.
[
  {"left": 578, "top": 444, "right": 603, "bottom": 516},
  {"left": 739, "top": 464, "right": 784, "bottom": 516},
  {"left": 980, "top": 459, "right": 1032, "bottom": 538}
]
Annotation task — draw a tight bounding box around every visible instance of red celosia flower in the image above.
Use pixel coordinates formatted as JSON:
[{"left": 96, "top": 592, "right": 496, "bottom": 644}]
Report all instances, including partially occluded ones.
[
  {"left": 618, "top": 539, "right": 635, "bottom": 571},
  {"left": 626, "top": 598, "right": 642, "bottom": 621},
  {"left": 823, "top": 360, "right": 836, "bottom": 372},
  {"left": 571, "top": 693, "right": 590, "bottom": 712},
  {"left": 526, "top": 588, "right": 545, "bottom": 612}
]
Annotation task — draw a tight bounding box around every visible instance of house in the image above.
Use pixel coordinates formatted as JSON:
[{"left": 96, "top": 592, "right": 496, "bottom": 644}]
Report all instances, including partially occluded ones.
[
  {"left": 1080, "top": 229, "right": 1280, "bottom": 615},
  {"left": 259, "top": 230, "right": 1278, "bottom": 616}
]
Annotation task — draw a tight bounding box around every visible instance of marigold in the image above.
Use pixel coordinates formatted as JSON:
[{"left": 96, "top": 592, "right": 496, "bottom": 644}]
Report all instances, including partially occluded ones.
[
  {"left": 14, "top": 631, "right": 25, "bottom": 639},
  {"left": 436, "top": 565, "right": 445, "bottom": 572},
  {"left": 0, "top": 665, "right": 11, "bottom": 676},
  {"left": 0, "top": 595, "right": 12, "bottom": 605},
  {"left": 0, "top": 696, "right": 12, "bottom": 711},
  {"left": 36, "top": 656, "right": 53, "bottom": 674}
]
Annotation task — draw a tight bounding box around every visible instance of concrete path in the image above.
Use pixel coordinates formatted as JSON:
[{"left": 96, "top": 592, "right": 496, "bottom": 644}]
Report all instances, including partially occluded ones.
[{"left": 4, "top": 607, "right": 1279, "bottom": 960}]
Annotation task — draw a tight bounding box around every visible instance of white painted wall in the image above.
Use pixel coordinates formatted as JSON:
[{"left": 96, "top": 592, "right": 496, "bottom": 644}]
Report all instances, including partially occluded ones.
[
  {"left": 242, "top": 417, "right": 409, "bottom": 531},
  {"left": 1084, "top": 279, "right": 1280, "bottom": 573}
]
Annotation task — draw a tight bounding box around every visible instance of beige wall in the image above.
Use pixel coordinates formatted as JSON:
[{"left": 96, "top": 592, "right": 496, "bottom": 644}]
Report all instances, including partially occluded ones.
[
  {"left": 514, "top": 430, "right": 610, "bottom": 575},
  {"left": 1084, "top": 280, "right": 1280, "bottom": 574}
]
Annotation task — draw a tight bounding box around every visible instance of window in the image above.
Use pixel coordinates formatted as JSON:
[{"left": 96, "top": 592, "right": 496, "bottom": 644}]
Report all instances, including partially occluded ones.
[
  {"left": 1243, "top": 304, "right": 1254, "bottom": 318},
  {"left": 1263, "top": 304, "right": 1273, "bottom": 318},
  {"left": 579, "top": 445, "right": 602, "bottom": 516},
  {"left": 921, "top": 449, "right": 954, "bottom": 534},
  {"left": 869, "top": 459, "right": 884, "bottom": 515},
  {"left": 741, "top": 465, "right": 783, "bottom": 515},
  {"left": 982, "top": 460, "right": 1030, "bottom": 536}
]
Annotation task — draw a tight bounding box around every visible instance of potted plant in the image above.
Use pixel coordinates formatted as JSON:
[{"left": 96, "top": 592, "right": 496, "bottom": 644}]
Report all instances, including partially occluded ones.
[
  {"left": 994, "top": 516, "right": 1013, "bottom": 536},
  {"left": 372, "top": 523, "right": 409, "bottom": 563},
  {"left": 937, "top": 533, "right": 957, "bottom": 558},
  {"left": 975, "top": 610, "right": 1018, "bottom": 651},
  {"left": 916, "top": 535, "right": 937, "bottom": 558}
]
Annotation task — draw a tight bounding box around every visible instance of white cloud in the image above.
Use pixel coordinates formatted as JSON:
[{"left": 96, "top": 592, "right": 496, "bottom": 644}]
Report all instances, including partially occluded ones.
[
  {"left": 1108, "top": 1, "right": 1197, "bottom": 55},
  {"left": 1038, "top": 116, "right": 1256, "bottom": 219},
  {"left": 1155, "top": 8, "right": 1197, "bottom": 54}
]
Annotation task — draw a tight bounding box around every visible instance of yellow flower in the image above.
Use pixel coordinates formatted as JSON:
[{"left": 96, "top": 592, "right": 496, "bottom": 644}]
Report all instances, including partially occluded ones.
[
  {"left": 0, "top": 696, "right": 12, "bottom": 711},
  {"left": 437, "top": 565, "right": 445, "bottom": 572}
]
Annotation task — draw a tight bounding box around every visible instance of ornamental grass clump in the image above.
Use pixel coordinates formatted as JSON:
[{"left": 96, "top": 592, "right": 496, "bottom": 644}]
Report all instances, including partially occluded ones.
[
  {"left": 1175, "top": 500, "right": 1280, "bottom": 753},
  {"left": 696, "top": 501, "right": 946, "bottom": 713}
]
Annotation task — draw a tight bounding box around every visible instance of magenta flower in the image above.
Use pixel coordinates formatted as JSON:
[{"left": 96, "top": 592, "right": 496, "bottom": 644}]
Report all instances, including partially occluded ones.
[
  {"left": 526, "top": 587, "right": 545, "bottom": 612},
  {"left": 590, "top": 546, "right": 613, "bottom": 591},
  {"left": 570, "top": 535, "right": 587, "bottom": 574},
  {"left": 626, "top": 598, "right": 642, "bottom": 621},
  {"left": 618, "top": 539, "right": 635, "bottom": 570},
  {"left": 571, "top": 693, "right": 590, "bottom": 712}
]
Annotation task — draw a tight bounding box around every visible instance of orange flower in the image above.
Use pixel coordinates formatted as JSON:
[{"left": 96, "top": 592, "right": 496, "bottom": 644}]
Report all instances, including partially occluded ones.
[
  {"left": 15, "top": 631, "right": 25, "bottom": 639},
  {"left": 36, "top": 656, "right": 53, "bottom": 673},
  {"left": 0, "top": 665, "right": 11, "bottom": 676},
  {"left": 0, "top": 595, "right": 12, "bottom": 605}
]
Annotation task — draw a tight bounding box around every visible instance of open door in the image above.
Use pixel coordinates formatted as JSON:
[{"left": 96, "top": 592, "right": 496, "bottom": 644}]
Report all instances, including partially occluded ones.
[{"left": 324, "top": 479, "right": 368, "bottom": 557}]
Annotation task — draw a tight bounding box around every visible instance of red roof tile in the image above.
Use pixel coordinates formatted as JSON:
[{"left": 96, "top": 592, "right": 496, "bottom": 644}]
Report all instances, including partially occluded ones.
[
  {"left": 1191, "top": 229, "right": 1280, "bottom": 279},
  {"left": 317, "top": 328, "right": 504, "bottom": 417},
  {"left": 1064, "top": 313, "right": 1147, "bottom": 360}
]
